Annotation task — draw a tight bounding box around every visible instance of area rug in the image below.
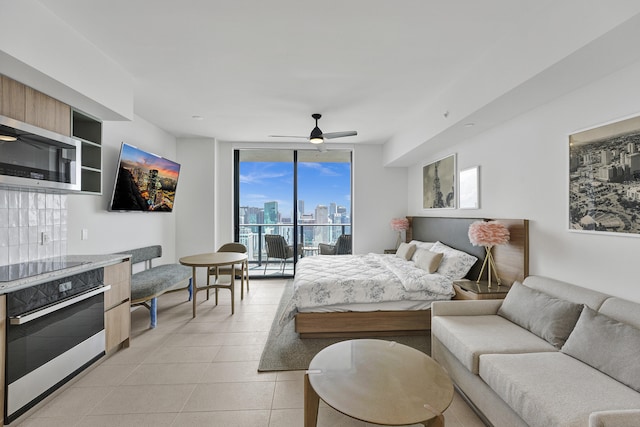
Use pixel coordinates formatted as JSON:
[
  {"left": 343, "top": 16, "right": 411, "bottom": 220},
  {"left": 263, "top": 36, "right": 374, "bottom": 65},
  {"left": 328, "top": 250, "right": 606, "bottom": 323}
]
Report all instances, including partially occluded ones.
[{"left": 258, "top": 280, "right": 431, "bottom": 372}]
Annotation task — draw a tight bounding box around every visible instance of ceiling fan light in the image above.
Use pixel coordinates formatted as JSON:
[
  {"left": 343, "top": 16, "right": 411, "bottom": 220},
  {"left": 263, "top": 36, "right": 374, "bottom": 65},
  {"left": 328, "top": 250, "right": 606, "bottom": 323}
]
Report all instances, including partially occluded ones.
[
  {"left": 0, "top": 135, "right": 17, "bottom": 142},
  {"left": 309, "top": 137, "right": 324, "bottom": 144}
]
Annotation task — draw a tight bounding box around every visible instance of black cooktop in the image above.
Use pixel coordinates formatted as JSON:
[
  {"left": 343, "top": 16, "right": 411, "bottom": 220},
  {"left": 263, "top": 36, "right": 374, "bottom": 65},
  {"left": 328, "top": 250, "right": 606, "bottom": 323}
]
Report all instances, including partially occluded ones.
[{"left": 0, "top": 258, "right": 88, "bottom": 282}]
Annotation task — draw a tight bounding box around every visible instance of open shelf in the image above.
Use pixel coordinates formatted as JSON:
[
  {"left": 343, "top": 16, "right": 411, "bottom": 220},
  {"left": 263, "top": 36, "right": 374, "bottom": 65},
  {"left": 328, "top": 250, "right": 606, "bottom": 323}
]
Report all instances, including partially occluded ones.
[{"left": 72, "top": 109, "right": 102, "bottom": 194}]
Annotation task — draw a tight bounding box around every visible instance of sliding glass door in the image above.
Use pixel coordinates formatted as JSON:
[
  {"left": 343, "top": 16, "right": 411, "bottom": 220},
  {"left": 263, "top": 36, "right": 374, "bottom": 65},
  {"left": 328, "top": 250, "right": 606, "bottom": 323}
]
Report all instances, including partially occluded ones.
[{"left": 235, "top": 149, "right": 352, "bottom": 278}]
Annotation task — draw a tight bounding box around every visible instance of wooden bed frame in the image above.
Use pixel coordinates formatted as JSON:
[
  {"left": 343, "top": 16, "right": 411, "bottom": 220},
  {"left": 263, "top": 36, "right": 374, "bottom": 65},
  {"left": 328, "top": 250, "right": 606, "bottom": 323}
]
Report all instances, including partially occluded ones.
[{"left": 295, "top": 216, "right": 529, "bottom": 338}]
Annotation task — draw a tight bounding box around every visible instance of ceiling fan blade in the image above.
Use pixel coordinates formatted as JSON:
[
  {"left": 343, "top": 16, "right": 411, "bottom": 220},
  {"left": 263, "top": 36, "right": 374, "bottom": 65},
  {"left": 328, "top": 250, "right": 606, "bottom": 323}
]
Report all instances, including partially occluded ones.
[
  {"left": 322, "top": 131, "right": 357, "bottom": 139},
  {"left": 268, "top": 135, "right": 309, "bottom": 139}
]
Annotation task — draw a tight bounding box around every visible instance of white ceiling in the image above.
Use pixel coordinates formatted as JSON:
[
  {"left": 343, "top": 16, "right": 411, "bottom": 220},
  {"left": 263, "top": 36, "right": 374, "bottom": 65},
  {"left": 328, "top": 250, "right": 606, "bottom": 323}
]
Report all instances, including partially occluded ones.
[
  {"left": 34, "top": 0, "right": 551, "bottom": 144},
  {"left": 32, "top": 1, "right": 640, "bottom": 157}
]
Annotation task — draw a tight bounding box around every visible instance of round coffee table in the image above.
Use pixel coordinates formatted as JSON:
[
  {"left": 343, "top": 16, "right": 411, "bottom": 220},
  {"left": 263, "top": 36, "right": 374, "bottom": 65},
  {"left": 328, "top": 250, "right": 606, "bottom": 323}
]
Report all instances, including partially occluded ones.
[{"left": 304, "top": 339, "right": 453, "bottom": 426}]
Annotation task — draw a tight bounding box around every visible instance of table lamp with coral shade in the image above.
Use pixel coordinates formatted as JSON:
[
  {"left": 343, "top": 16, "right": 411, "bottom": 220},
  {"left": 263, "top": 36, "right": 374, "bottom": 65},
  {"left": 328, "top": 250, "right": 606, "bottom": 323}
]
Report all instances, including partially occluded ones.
[
  {"left": 468, "top": 221, "right": 510, "bottom": 288},
  {"left": 390, "top": 218, "right": 410, "bottom": 249}
]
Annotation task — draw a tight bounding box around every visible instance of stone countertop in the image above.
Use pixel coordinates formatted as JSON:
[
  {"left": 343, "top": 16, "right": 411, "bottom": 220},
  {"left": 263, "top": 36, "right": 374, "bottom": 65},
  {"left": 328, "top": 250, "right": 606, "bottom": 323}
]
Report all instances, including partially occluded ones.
[{"left": 0, "top": 254, "right": 131, "bottom": 294}]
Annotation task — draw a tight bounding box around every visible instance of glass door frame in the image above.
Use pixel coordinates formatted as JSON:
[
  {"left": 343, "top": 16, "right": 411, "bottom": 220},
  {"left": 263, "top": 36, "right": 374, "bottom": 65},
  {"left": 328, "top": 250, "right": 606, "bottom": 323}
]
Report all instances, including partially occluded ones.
[{"left": 234, "top": 148, "right": 352, "bottom": 279}]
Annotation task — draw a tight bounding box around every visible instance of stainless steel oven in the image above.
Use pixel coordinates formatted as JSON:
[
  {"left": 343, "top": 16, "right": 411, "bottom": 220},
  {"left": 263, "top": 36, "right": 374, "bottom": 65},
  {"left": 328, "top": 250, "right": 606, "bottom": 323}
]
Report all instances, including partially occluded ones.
[{"left": 4, "top": 267, "right": 109, "bottom": 424}]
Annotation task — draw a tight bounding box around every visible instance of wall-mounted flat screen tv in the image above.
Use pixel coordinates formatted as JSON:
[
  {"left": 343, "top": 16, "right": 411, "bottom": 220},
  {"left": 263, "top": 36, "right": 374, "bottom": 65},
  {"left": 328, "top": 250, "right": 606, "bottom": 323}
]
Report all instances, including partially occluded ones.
[{"left": 109, "top": 143, "right": 181, "bottom": 212}]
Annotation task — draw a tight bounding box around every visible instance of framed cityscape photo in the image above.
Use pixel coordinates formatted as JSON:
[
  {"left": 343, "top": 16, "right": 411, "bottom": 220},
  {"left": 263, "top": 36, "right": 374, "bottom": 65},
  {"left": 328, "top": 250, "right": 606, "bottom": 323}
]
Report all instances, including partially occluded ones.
[
  {"left": 423, "top": 154, "right": 456, "bottom": 209},
  {"left": 569, "top": 114, "right": 640, "bottom": 236}
]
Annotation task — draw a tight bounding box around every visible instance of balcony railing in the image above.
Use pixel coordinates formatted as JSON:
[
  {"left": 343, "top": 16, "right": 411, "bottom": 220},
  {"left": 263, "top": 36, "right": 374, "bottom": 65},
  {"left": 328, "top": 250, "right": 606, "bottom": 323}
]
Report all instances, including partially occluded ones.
[{"left": 238, "top": 223, "right": 351, "bottom": 277}]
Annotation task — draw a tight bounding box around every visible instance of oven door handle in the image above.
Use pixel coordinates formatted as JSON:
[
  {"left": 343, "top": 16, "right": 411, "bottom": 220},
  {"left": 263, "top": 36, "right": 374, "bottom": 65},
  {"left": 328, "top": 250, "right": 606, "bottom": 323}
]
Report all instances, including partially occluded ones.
[{"left": 9, "top": 285, "right": 111, "bottom": 325}]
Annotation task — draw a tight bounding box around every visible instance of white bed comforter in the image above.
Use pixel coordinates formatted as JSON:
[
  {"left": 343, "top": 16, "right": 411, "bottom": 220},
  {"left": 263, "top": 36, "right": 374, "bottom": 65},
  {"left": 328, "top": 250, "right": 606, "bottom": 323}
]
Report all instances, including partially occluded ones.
[{"left": 278, "top": 253, "right": 455, "bottom": 326}]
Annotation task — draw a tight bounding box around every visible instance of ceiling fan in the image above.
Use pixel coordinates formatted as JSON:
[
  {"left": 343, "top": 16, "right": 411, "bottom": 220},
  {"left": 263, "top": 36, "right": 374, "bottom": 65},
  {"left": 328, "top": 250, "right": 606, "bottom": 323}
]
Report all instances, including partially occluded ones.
[{"left": 270, "top": 113, "right": 357, "bottom": 145}]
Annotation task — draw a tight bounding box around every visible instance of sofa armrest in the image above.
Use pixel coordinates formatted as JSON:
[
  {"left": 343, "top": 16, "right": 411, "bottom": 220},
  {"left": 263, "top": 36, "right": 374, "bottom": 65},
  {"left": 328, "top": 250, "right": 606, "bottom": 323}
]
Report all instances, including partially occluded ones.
[
  {"left": 589, "top": 410, "right": 640, "bottom": 427},
  {"left": 431, "top": 299, "right": 503, "bottom": 317}
]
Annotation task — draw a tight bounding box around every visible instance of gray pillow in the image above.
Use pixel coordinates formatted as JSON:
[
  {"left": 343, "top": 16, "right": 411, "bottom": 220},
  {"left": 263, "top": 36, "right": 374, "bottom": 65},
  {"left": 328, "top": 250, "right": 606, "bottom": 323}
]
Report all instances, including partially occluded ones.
[
  {"left": 497, "top": 281, "right": 583, "bottom": 348},
  {"left": 562, "top": 306, "right": 640, "bottom": 393}
]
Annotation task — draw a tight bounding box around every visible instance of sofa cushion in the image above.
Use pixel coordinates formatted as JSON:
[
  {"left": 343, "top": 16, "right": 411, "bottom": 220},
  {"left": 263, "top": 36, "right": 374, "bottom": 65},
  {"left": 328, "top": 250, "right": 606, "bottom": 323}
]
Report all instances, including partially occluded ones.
[
  {"left": 498, "top": 281, "right": 583, "bottom": 348},
  {"left": 431, "top": 314, "right": 556, "bottom": 374},
  {"left": 598, "top": 297, "right": 640, "bottom": 329},
  {"left": 562, "top": 306, "right": 640, "bottom": 393},
  {"left": 522, "top": 275, "right": 609, "bottom": 310},
  {"left": 480, "top": 352, "right": 640, "bottom": 427},
  {"left": 589, "top": 409, "right": 640, "bottom": 427}
]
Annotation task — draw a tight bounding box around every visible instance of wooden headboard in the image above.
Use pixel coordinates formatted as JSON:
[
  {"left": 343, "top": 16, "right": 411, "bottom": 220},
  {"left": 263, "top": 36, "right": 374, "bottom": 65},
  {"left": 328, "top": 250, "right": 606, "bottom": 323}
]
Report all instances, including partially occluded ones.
[{"left": 406, "top": 216, "right": 529, "bottom": 286}]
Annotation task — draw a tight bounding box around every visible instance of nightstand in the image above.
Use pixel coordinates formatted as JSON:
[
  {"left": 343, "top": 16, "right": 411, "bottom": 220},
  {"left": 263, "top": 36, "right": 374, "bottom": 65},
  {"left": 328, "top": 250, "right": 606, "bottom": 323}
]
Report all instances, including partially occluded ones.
[
  {"left": 453, "top": 279, "right": 511, "bottom": 300},
  {"left": 384, "top": 249, "right": 397, "bottom": 254}
]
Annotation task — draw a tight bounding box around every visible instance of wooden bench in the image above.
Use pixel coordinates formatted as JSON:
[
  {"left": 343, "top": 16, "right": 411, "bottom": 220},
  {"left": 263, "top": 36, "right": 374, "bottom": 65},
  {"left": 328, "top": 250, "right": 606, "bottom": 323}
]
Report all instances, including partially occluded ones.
[{"left": 121, "top": 245, "right": 192, "bottom": 328}]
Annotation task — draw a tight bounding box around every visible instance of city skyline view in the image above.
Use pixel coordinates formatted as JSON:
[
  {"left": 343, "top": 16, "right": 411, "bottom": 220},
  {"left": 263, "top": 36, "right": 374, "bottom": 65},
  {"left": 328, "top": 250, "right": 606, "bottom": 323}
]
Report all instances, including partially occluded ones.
[{"left": 239, "top": 160, "right": 351, "bottom": 223}]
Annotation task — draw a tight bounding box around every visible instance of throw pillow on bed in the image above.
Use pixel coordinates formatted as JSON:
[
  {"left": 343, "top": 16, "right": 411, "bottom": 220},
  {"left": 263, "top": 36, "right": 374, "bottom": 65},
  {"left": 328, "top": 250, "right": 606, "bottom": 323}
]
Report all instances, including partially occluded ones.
[
  {"left": 498, "top": 281, "right": 583, "bottom": 348},
  {"left": 429, "top": 241, "right": 478, "bottom": 279},
  {"left": 414, "top": 249, "right": 444, "bottom": 273},
  {"left": 395, "top": 242, "right": 417, "bottom": 260},
  {"left": 409, "top": 240, "right": 435, "bottom": 261},
  {"left": 561, "top": 306, "right": 640, "bottom": 393}
]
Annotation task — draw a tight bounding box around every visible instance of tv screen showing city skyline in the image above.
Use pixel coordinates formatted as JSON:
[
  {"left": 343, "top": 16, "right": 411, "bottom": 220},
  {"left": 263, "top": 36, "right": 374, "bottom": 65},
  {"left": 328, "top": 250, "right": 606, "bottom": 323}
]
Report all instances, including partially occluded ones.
[{"left": 109, "top": 143, "right": 181, "bottom": 212}]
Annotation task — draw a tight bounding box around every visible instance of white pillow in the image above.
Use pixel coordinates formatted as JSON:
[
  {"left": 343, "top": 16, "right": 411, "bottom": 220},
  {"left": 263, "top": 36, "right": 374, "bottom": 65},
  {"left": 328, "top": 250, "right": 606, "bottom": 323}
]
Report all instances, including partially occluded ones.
[
  {"left": 429, "top": 241, "right": 478, "bottom": 279},
  {"left": 395, "top": 242, "right": 417, "bottom": 260},
  {"left": 414, "top": 250, "right": 444, "bottom": 273},
  {"left": 408, "top": 240, "right": 435, "bottom": 261}
]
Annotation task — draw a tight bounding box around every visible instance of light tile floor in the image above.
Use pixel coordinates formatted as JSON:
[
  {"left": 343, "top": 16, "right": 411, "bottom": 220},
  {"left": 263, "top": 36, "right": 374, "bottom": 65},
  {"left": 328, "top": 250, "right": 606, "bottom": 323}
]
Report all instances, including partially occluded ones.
[{"left": 15, "top": 279, "right": 487, "bottom": 427}]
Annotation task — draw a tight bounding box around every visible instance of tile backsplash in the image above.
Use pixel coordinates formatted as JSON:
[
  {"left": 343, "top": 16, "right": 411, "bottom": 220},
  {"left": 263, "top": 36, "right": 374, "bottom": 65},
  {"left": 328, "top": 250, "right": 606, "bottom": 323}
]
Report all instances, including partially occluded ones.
[{"left": 0, "top": 188, "right": 67, "bottom": 266}]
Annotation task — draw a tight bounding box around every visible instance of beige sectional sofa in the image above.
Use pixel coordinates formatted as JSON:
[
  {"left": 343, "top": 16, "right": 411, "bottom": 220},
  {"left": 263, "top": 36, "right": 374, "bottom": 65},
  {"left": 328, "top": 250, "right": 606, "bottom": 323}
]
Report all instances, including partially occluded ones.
[{"left": 431, "top": 275, "right": 640, "bottom": 427}]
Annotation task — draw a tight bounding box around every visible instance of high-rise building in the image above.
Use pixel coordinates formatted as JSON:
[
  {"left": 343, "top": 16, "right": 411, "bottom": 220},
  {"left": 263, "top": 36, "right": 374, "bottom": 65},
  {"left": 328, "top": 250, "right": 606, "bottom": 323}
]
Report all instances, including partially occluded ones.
[
  {"left": 601, "top": 149, "right": 612, "bottom": 165},
  {"left": 297, "top": 200, "right": 304, "bottom": 218},
  {"left": 630, "top": 153, "right": 640, "bottom": 174},
  {"left": 315, "top": 205, "right": 329, "bottom": 223},
  {"left": 315, "top": 205, "right": 330, "bottom": 244},
  {"left": 239, "top": 228, "right": 257, "bottom": 261},
  {"left": 264, "top": 201, "right": 278, "bottom": 224}
]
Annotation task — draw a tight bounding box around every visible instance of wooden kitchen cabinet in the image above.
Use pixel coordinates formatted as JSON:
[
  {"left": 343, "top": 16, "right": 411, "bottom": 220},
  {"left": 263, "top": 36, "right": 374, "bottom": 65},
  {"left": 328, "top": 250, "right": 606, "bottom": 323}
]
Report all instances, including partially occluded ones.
[
  {"left": 1, "top": 74, "right": 71, "bottom": 136},
  {"left": 104, "top": 259, "right": 131, "bottom": 353},
  {"left": 25, "top": 87, "right": 71, "bottom": 136},
  {"left": 0, "top": 76, "right": 26, "bottom": 122}
]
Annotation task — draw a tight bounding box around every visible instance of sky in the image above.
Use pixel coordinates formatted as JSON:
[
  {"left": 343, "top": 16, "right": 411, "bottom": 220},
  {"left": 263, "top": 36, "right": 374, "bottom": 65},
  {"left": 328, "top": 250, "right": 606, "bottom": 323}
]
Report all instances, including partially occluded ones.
[
  {"left": 240, "top": 161, "right": 351, "bottom": 219},
  {"left": 119, "top": 143, "right": 181, "bottom": 181}
]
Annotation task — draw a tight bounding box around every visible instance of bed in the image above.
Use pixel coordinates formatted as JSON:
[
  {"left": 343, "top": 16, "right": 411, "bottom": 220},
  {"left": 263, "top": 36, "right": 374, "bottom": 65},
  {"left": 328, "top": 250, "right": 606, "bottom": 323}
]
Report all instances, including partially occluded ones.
[{"left": 287, "top": 216, "right": 529, "bottom": 338}]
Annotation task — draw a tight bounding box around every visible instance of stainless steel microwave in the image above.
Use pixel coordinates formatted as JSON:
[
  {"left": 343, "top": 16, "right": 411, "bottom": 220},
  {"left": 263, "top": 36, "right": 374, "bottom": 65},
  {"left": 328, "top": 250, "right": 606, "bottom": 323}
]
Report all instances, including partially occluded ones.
[{"left": 0, "top": 115, "right": 81, "bottom": 192}]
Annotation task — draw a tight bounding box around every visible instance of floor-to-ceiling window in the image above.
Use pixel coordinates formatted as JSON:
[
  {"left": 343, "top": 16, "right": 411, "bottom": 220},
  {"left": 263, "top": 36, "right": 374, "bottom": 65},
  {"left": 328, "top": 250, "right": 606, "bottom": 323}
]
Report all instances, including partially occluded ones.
[{"left": 235, "top": 149, "right": 352, "bottom": 278}]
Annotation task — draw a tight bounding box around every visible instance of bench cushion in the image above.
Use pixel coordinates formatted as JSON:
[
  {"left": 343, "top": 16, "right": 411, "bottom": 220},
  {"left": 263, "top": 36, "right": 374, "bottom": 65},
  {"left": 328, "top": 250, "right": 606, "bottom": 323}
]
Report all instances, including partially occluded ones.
[
  {"left": 480, "top": 352, "right": 640, "bottom": 427},
  {"left": 131, "top": 264, "right": 191, "bottom": 302},
  {"left": 431, "top": 314, "right": 556, "bottom": 374}
]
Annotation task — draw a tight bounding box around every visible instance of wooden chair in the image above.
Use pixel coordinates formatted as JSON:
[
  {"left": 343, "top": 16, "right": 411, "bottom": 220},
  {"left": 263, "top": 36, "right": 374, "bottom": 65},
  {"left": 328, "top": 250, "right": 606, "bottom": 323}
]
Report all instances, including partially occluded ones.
[
  {"left": 209, "top": 242, "right": 249, "bottom": 301},
  {"left": 264, "top": 234, "right": 295, "bottom": 273}
]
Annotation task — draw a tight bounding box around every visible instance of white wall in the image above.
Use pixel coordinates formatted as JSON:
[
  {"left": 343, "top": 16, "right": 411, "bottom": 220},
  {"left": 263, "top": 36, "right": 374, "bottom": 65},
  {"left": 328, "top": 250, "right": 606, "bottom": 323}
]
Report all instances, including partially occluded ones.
[
  {"left": 187, "top": 142, "right": 408, "bottom": 255},
  {"left": 353, "top": 145, "right": 408, "bottom": 253},
  {"left": 0, "top": 0, "right": 133, "bottom": 121},
  {"left": 175, "top": 138, "right": 217, "bottom": 258},
  {"left": 407, "top": 58, "right": 640, "bottom": 303},
  {"left": 67, "top": 115, "right": 180, "bottom": 264}
]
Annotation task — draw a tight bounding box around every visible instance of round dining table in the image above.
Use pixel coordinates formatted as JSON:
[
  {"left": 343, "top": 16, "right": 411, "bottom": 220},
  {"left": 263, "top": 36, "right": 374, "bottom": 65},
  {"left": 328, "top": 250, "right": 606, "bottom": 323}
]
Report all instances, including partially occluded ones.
[{"left": 179, "top": 252, "right": 248, "bottom": 317}]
